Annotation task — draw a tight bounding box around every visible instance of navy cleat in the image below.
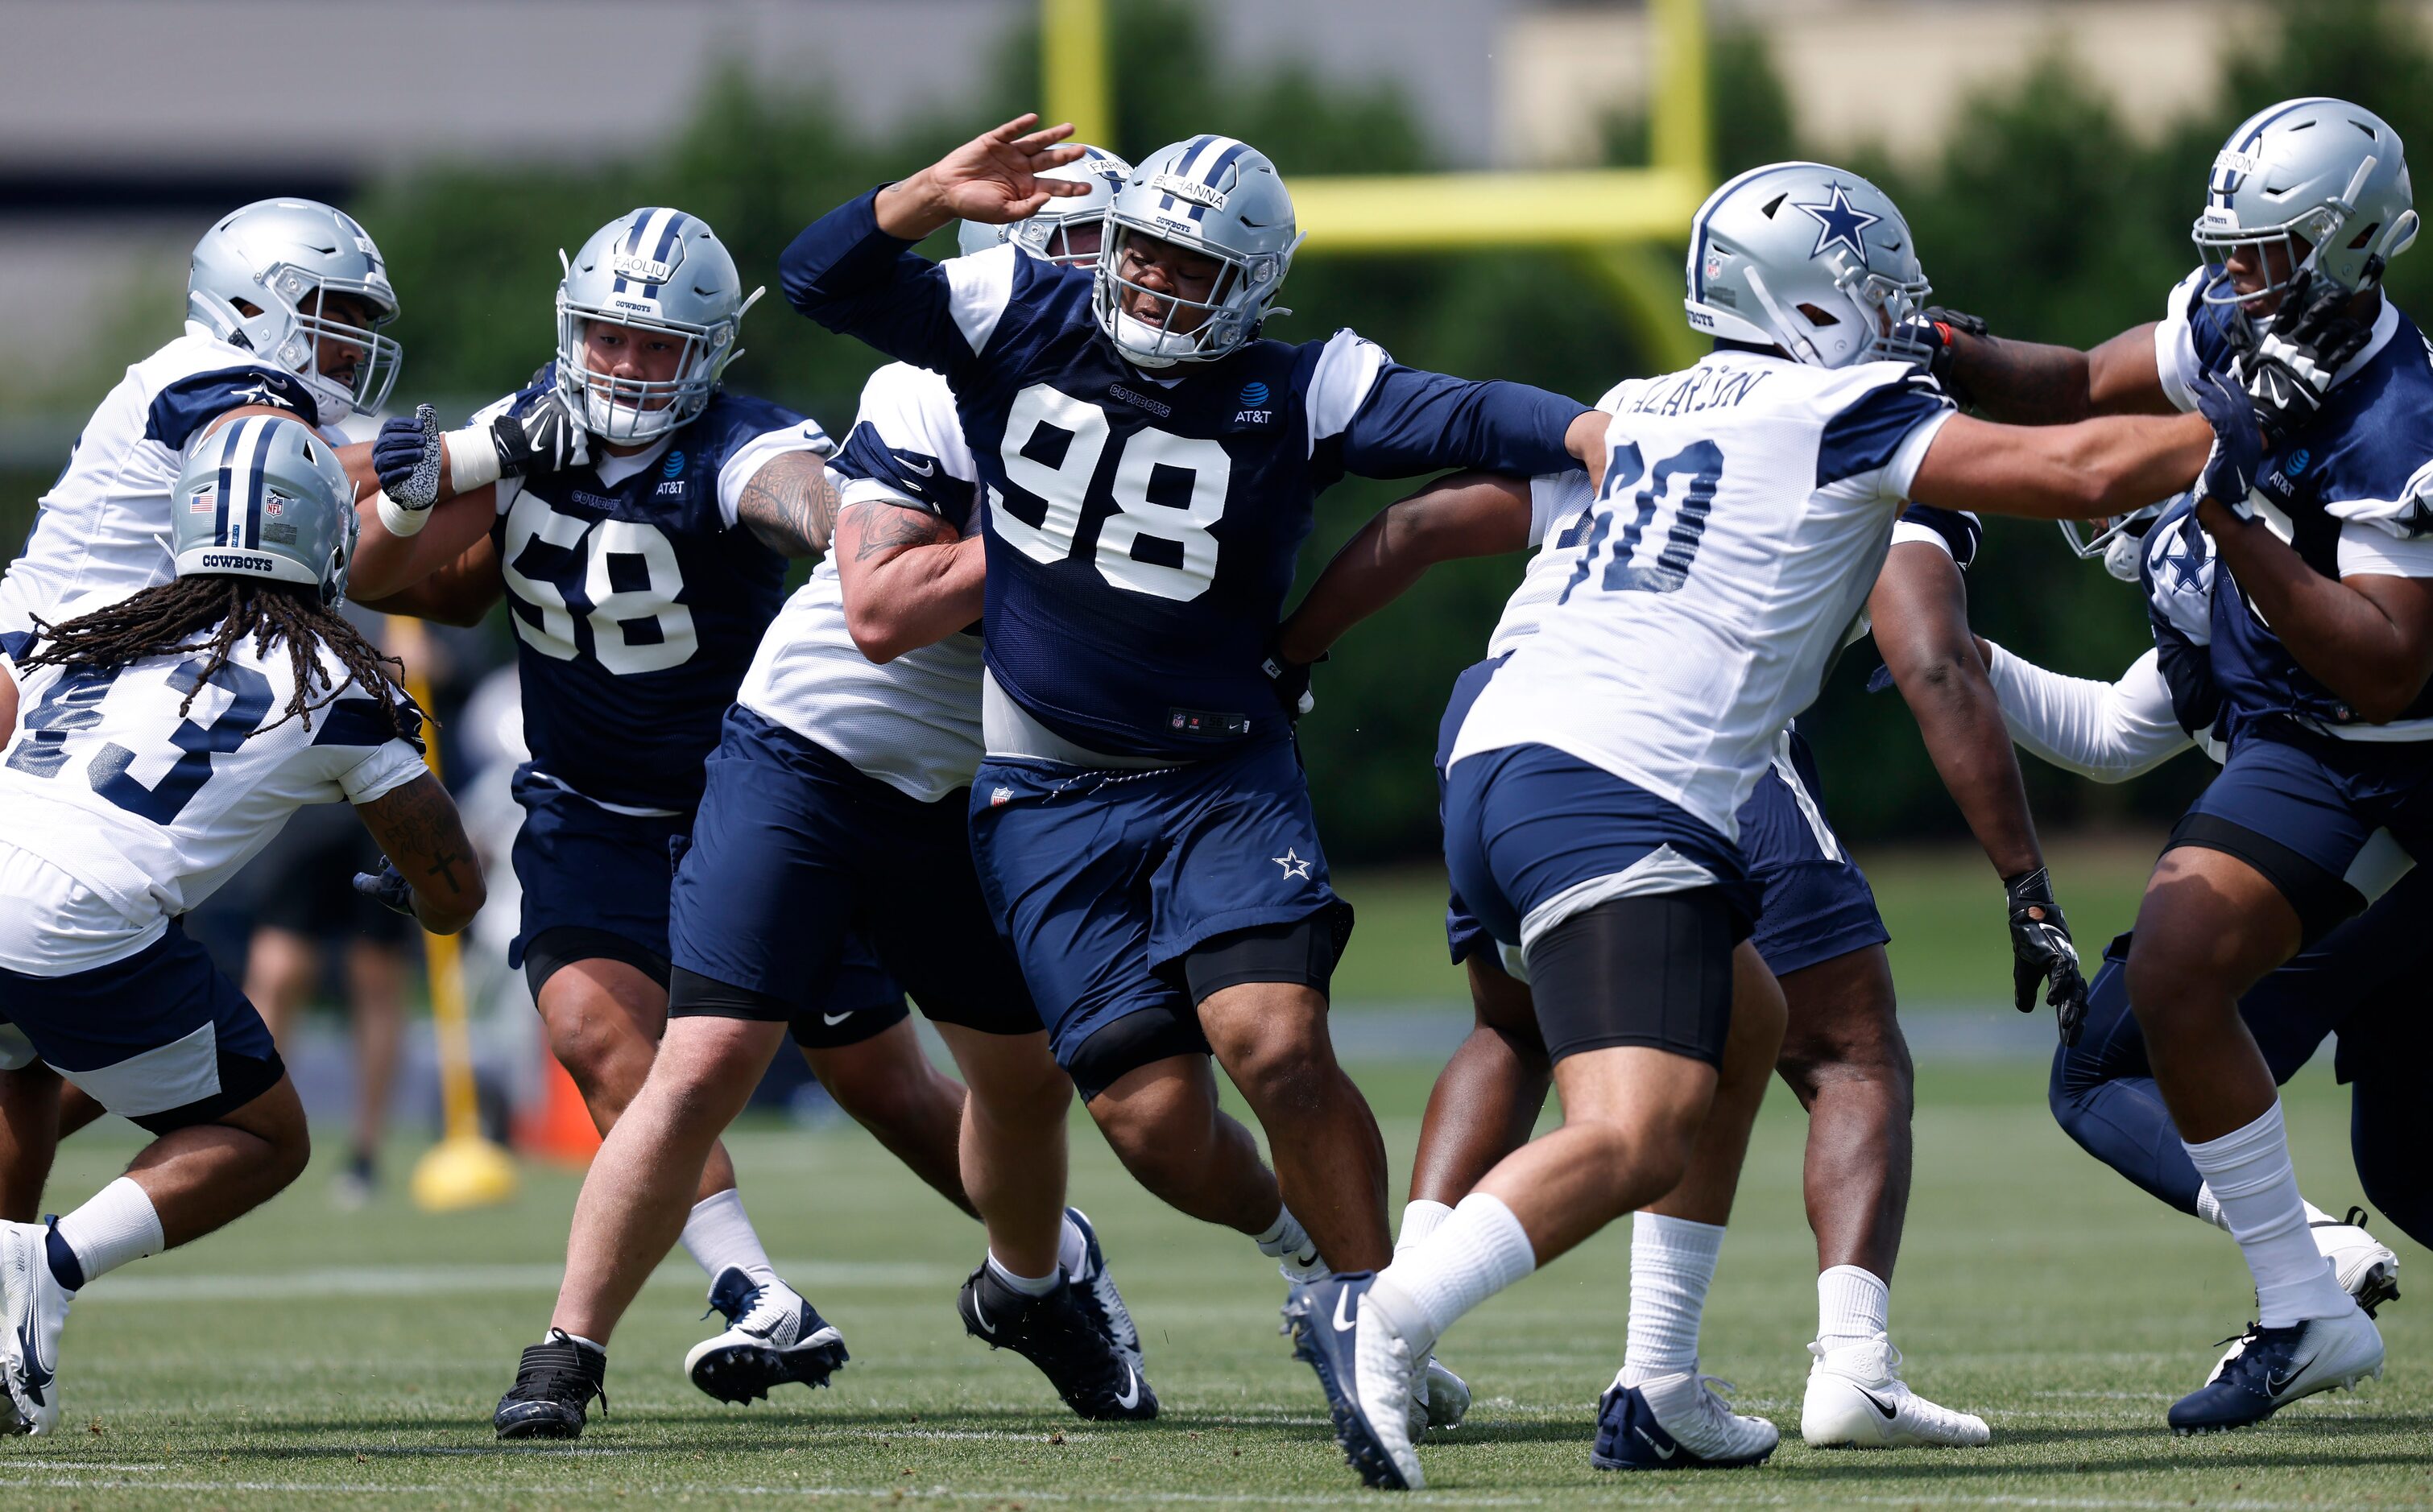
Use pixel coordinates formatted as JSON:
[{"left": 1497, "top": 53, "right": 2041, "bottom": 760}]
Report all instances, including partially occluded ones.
[
  {"left": 494, "top": 1329, "right": 607, "bottom": 1440},
  {"left": 1283, "top": 1271, "right": 1422, "bottom": 1490},
  {"left": 1592, "top": 1369, "right": 1779, "bottom": 1471},
  {"left": 959, "top": 1262, "right": 1156, "bottom": 1421},
  {"left": 1063, "top": 1208, "right": 1143, "bottom": 1371},
  {"left": 2167, "top": 1309, "right": 2383, "bottom": 1435},
  {"left": 686, "top": 1267, "right": 850, "bottom": 1405}
]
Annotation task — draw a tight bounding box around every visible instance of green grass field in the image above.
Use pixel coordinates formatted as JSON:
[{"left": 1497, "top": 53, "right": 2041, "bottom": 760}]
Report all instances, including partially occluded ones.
[{"left": 10, "top": 835, "right": 2427, "bottom": 1508}]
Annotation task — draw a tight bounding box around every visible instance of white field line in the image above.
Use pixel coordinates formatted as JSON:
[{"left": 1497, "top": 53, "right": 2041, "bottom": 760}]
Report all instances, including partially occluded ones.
[{"left": 79, "top": 1258, "right": 964, "bottom": 1303}]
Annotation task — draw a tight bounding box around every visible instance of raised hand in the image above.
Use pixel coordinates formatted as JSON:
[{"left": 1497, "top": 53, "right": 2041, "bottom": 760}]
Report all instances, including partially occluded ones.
[
  {"left": 2244, "top": 271, "right": 2374, "bottom": 452},
  {"left": 373, "top": 403, "right": 445, "bottom": 512},
  {"left": 353, "top": 857, "right": 418, "bottom": 919},
  {"left": 878, "top": 114, "right": 1090, "bottom": 240}
]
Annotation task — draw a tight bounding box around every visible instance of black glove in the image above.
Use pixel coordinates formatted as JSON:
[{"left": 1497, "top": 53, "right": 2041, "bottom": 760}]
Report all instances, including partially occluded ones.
[
  {"left": 372, "top": 403, "right": 445, "bottom": 512},
  {"left": 2005, "top": 866, "right": 2087, "bottom": 1045},
  {"left": 2243, "top": 271, "right": 2375, "bottom": 452},
  {"left": 2191, "top": 370, "right": 2263, "bottom": 516},
  {"left": 490, "top": 390, "right": 590, "bottom": 478},
  {"left": 352, "top": 857, "right": 418, "bottom": 921},
  {"left": 1917, "top": 306, "right": 1988, "bottom": 407},
  {"left": 1260, "top": 646, "right": 1323, "bottom": 722}
]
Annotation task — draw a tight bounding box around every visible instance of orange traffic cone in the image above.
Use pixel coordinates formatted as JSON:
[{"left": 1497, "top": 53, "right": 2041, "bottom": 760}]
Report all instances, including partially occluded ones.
[{"left": 515, "top": 1054, "right": 603, "bottom": 1167}]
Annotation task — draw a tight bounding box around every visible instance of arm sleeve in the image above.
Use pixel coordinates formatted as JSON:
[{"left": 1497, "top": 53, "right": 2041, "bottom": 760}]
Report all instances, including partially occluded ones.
[
  {"left": 777, "top": 188, "right": 1013, "bottom": 373},
  {"left": 2152, "top": 267, "right": 2238, "bottom": 415},
  {"left": 1983, "top": 642, "right": 2196, "bottom": 782},
  {"left": 714, "top": 419, "right": 838, "bottom": 529},
  {"left": 338, "top": 740, "right": 432, "bottom": 805},
  {"left": 1890, "top": 505, "right": 1982, "bottom": 568},
  {"left": 145, "top": 366, "right": 321, "bottom": 451},
  {"left": 1814, "top": 372, "right": 1955, "bottom": 496},
  {"left": 2337, "top": 515, "right": 2433, "bottom": 576},
  {"left": 1313, "top": 331, "right": 1584, "bottom": 480}
]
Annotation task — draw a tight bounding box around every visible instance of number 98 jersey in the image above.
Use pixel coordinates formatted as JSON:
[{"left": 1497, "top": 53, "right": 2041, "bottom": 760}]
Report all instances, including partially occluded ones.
[
  {"left": 1452, "top": 351, "right": 1955, "bottom": 843},
  {"left": 475, "top": 366, "right": 831, "bottom": 812}
]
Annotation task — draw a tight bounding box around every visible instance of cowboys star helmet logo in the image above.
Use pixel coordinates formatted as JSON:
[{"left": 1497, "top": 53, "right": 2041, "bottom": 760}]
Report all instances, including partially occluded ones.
[
  {"left": 1793, "top": 184, "right": 1882, "bottom": 262},
  {"left": 232, "top": 379, "right": 296, "bottom": 412}
]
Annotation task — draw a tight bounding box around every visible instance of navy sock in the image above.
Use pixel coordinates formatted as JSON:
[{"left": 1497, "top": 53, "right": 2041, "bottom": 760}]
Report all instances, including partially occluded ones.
[{"left": 43, "top": 1223, "right": 84, "bottom": 1292}]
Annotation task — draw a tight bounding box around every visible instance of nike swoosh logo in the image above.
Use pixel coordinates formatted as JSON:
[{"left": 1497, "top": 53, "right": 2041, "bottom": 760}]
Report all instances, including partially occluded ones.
[
  {"left": 1114, "top": 1364, "right": 1141, "bottom": 1410},
  {"left": 1632, "top": 1426, "right": 1676, "bottom": 1460},
  {"left": 822, "top": 1012, "right": 854, "bottom": 1026},
  {"left": 1856, "top": 1386, "right": 1901, "bottom": 1419},
  {"left": 2267, "top": 1354, "right": 2318, "bottom": 1396},
  {"left": 901, "top": 456, "right": 937, "bottom": 477},
  {"left": 14, "top": 1279, "right": 48, "bottom": 1399},
  {"left": 1332, "top": 1289, "right": 1357, "bottom": 1333},
  {"left": 971, "top": 1291, "right": 996, "bottom": 1336}
]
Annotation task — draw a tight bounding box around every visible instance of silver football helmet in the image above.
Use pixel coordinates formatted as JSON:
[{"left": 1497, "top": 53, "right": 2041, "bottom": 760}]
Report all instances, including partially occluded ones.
[
  {"left": 555, "top": 208, "right": 763, "bottom": 444},
  {"left": 2193, "top": 97, "right": 2419, "bottom": 308},
  {"left": 187, "top": 199, "right": 402, "bottom": 425},
  {"left": 1094, "top": 135, "right": 1303, "bottom": 366},
  {"left": 2060, "top": 499, "right": 2174, "bottom": 582},
  {"left": 1684, "top": 162, "right": 1934, "bottom": 369},
  {"left": 171, "top": 415, "right": 360, "bottom": 606},
  {"left": 959, "top": 145, "right": 1133, "bottom": 265}
]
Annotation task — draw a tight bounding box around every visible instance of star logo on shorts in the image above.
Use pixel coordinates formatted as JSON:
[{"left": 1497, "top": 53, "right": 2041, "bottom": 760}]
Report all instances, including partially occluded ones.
[{"left": 1272, "top": 848, "right": 1314, "bottom": 882}]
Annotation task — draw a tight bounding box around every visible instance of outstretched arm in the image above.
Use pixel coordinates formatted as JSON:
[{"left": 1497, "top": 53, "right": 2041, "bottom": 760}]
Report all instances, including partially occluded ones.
[
  {"left": 355, "top": 772, "right": 486, "bottom": 935},
  {"left": 1907, "top": 411, "right": 2212, "bottom": 521},
  {"left": 1939, "top": 324, "right": 2173, "bottom": 423},
  {"left": 1276, "top": 473, "right": 1536, "bottom": 666},
  {"left": 349, "top": 487, "right": 499, "bottom": 602},
  {"left": 352, "top": 535, "right": 504, "bottom": 629},
  {"left": 733, "top": 452, "right": 843, "bottom": 559},
  {"left": 1981, "top": 641, "right": 2198, "bottom": 782},
  {"left": 833, "top": 501, "right": 986, "bottom": 663}
]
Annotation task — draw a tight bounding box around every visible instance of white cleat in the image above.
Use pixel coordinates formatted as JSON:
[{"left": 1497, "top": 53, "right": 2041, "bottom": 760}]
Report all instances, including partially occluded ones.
[
  {"left": 0, "top": 1220, "right": 72, "bottom": 1435},
  {"left": 1802, "top": 1334, "right": 1989, "bottom": 1448},
  {"left": 2312, "top": 1208, "right": 2401, "bottom": 1316},
  {"left": 1422, "top": 1355, "right": 1471, "bottom": 1432}
]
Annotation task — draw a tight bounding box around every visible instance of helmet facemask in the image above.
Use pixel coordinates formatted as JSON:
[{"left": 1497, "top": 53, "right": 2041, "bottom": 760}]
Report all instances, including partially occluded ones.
[
  {"left": 552, "top": 289, "right": 755, "bottom": 445},
  {"left": 2060, "top": 499, "right": 2169, "bottom": 582},
  {"left": 249, "top": 263, "right": 402, "bottom": 422},
  {"left": 1094, "top": 224, "right": 1289, "bottom": 367}
]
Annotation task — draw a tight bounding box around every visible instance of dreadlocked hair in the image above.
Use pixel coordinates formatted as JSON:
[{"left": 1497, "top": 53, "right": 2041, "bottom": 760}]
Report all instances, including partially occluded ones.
[{"left": 19, "top": 576, "right": 426, "bottom": 742}]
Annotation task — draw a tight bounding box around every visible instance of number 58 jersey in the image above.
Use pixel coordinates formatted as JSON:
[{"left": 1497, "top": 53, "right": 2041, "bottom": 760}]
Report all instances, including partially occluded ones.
[{"left": 1452, "top": 350, "right": 1954, "bottom": 843}]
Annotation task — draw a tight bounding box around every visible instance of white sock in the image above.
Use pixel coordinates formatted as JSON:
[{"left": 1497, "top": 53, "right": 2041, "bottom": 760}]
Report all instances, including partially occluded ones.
[
  {"left": 2181, "top": 1101, "right": 2352, "bottom": 1327},
  {"left": 1624, "top": 1212, "right": 1725, "bottom": 1383},
  {"left": 1256, "top": 1205, "right": 1326, "bottom": 1279},
  {"left": 2197, "top": 1182, "right": 2337, "bottom": 1235},
  {"left": 1370, "top": 1192, "right": 1536, "bottom": 1349},
  {"left": 1816, "top": 1264, "right": 1890, "bottom": 1351},
  {"left": 679, "top": 1189, "right": 778, "bottom": 1289},
  {"left": 54, "top": 1176, "right": 163, "bottom": 1288},
  {"left": 1396, "top": 1199, "right": 1453, "bottom": 1255},
  {"left": 986, "top": 1251, "right": 1059, "bottom": 1295},
  {"left": 1057, "top": 1212, "right": 1088, "bottom": 1279}
]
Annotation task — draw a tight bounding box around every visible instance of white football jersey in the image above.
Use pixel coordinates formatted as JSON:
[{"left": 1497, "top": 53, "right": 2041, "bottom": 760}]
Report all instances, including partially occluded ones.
[
  {"left": 1453, "top": 350, "right": 1954, "bottom": 842},
  {"left": 0, "top": 605, "right": 426, "bottom": 969},
  {"left": 0, "top": 328, "right": 341, "bottom": 659},
  {"left": 737, "top": 363, "right": 985, "bottom": 802}
]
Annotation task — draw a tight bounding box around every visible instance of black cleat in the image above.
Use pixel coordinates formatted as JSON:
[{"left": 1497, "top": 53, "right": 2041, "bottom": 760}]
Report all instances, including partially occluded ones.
[
  {"left": 494, "top": 1328, "right": 607, "bottom": 1440},
  {"left": 958, "top": 1262, "right": 1157, "bottom": 1421}
]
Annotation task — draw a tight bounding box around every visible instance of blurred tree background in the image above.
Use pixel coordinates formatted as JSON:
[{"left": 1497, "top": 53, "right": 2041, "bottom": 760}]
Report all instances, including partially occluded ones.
[{"left": 8, "top": 0, "right": 2430, "bottom": 863}]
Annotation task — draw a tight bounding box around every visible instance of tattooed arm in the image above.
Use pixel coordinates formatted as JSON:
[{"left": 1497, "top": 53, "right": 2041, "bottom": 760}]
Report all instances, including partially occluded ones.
[
  {"left": 734, "top": 451, "right": 843, "bottom": 558},
  {"left": 832, "top": 498, "right": 987, "bottom": 663},
  {"left": 355, "top": 771, "right": 487, "bottom": 934},
  {"left": 1943, "top": 323, "right": 2176, "bottom": 423}
]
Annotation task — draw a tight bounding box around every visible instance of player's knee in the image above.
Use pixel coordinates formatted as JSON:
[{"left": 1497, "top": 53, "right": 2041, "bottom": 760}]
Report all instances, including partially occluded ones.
[{"left": 540, "top": 997, "right": 655, "bottom": 1105}]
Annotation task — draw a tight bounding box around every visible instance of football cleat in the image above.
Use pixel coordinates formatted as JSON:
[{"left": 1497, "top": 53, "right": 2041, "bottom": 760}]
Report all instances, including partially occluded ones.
[
  {"left": 1592, "top": 1368, "right": 1779, "bottom": 1471},
  {"left": 2168, "top": 1308, "right": 2383, "bottom": 1435},
  {"left": 686, "top": 1268, "right": 850, "bottom": 1404},
  {"left": 1421, "top": 1354, "right": 1471, "bottom": 1432},
  {"left": 1802, "top": 1335, "right": 1990, "bottom": 1448},
  {"left": 1283, "top": 1272, "right": 1422, "bottom": 1490},
  {"left": 958, "top": 1262, "right": 1157, "bottom": 1421},
  {"left": 493, "top": 1329, "right": 607, "bottom": 1440},
  {"left": 1062, "top": 1208, "right": 1144, "bottom": 1372},
  {"left": 2312, "top": 1207, "right": 2401, "bottom": 1317},
  {"left": 0, "top": 1220, "right": 72, "bottom": 1436}
]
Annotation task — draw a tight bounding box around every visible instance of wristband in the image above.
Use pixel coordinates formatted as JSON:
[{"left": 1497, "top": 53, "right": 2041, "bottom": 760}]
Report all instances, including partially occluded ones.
[
  {"left": 374, "top": 490, "right": 430, "bottom": 537},
  {"left": 445, "top": 424, "right": 504, "bottom": 495}
]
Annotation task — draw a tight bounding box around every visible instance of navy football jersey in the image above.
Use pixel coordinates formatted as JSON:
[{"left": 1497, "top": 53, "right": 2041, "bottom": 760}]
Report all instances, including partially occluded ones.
[
  {"left": 476, "top": 366, "right": 831, "bottom": 810},
  {"left": 2154, "top": 270, "right": 2433, "bottom": 739},
  {"left": 782, "top": 189, "right": 1586, "bottom": 757}
]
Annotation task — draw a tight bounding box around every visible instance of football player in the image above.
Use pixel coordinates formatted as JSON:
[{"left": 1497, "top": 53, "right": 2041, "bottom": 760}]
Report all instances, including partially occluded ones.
[
  {"left": 0, "top": 197, "right": 401, "bottom": 737},
  {"left": 1273, "top": 460, "right": 2049, "bottom": 1446},
  {"left": 1293, "top": 160, "right": 2240, "bottom": 1488},
  {"left": 0, "top": 416, "right": 480, "bottom": 1434},
  {"left": 502, "top": 155, "right": 1158, "bottom": 1436},
  {"left": 1928, "top": 97, "right": 2431, "bottom": 1432},
  {"left": 1979, "top": 498, "right": 2414, "bottom": 1289},
  {"left": 345, "top": 208, "right": 882, "bottom": 1414},
  {"left": 781, "top": 118, "right": 1605, "bottom": 1320}
]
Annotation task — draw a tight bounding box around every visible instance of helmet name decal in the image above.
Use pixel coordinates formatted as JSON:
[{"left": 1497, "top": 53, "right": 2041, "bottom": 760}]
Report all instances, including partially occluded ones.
[
  {"left": 610, "top": 253, "right": 676, "bottom": 284},
  {"left": 1150, "top": 173, "right": 1228, "bottom": 211}
]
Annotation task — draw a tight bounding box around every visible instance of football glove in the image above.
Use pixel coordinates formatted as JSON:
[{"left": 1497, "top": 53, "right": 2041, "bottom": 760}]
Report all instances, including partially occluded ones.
[
  {"left": 1916, "top": 306, "right": 1988, "bottom": 407},
  {"left": 2243, "top": 271, "right": 2375, "bottom": 453},
  {"left": 2005, "top": 866, "right": 2087, "bottom": 1045},
  {"left": 490, "top": 389, "right": 590, "bottom": 478},
  {"left": 372, "top": 403, "right": 446, "bottom": 513},
  {"left": 353, "top": 857, "right": 419, "bottom": 921},
  {"left": 2191, "top": 370, "right": 2263, "bottom": 517},
  {"left": 1260, "top": 646, "right": 1322, "bottom": 722}
]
